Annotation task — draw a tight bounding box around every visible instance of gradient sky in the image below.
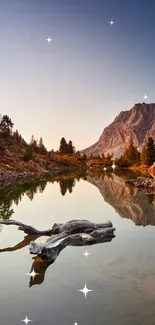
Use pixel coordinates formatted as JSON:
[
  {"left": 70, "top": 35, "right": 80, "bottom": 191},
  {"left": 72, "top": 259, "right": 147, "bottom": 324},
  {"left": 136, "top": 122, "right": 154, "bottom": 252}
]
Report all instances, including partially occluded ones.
[{"left": 0, "top": 0, "right": 155, "bottom": 151}]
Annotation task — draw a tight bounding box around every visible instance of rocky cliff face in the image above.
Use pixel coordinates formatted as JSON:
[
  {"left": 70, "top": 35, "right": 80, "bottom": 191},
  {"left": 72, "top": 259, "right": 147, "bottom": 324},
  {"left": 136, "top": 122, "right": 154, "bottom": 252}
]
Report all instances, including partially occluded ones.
[
  {"left": 87, "top": 173, "right": 155, "bottom": 226},
  {"left": 82, "top": 103, "right": 155, "bottom": 158}
]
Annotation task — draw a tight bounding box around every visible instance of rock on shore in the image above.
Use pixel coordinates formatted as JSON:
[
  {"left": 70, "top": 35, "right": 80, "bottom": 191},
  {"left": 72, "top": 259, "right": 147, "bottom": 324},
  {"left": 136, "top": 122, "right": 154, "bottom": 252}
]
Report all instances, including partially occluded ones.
[
  {"left": 0, "top": 170, "right": 40, "bottom": 187},
  {"left": 126, "top": 177, "right": 155, "bottom": 190}
]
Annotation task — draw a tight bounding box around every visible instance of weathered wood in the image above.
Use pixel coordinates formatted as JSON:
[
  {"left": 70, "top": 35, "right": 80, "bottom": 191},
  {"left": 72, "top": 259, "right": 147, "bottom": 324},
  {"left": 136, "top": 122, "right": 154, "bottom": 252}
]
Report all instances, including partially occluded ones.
[
  {"left": 0, "top": 219, "right": 113, "bottom": 235},
  {"left": 0, "top": 219, "right": 115, "bottom": 260},
  {"left": 29, "top": 224, "right": 115, "bottom": 260}
]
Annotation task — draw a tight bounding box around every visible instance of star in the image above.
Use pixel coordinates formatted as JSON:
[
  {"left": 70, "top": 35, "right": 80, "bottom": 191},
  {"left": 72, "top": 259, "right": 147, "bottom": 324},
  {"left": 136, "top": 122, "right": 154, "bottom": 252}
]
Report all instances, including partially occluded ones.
[
  {"left": 109, "top": 20, "right": 114, "bottom": 25},
  {"left": 83, "top": 250, "right": 91, "bottom": 258},
  {"left": 46, "top": 36, "right": 53, "bottom": 44},
  {"left": 25, "top": 269, "right": 39, "bottom": 280},
  {"left": 78, "top": 283, "right": 93, "bottom": 298},
  {"left": 143, "top": 94, "right": 148, "bottom": 101},
  {"left": 112, "top": 163, "right": 116, "bottom": 169},
  {"left": 21, "top": 316, "right": 31, "bottom": 324},
  {"left": 38, "top": 192, "right": 44, "bottom": 197}
]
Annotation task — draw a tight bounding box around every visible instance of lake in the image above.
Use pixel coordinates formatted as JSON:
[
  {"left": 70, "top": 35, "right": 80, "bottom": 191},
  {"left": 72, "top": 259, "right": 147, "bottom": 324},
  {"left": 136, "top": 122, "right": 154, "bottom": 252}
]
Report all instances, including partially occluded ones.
[{"left": 0, "top": 172, "right": 155, "bottom": 325}]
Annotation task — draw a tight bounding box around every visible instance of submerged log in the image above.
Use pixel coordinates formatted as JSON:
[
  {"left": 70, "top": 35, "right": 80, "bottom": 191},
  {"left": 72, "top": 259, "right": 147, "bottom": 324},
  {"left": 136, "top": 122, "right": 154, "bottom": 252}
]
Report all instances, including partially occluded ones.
[
  {"left": 29, "top": 221, "right": 115, "bottom": 260},
  {"left": 0, "top": 219, "right": 115, "bottom": 261},
  {"left": 0, "top": 219, "right": 113, "bottom": 235}
]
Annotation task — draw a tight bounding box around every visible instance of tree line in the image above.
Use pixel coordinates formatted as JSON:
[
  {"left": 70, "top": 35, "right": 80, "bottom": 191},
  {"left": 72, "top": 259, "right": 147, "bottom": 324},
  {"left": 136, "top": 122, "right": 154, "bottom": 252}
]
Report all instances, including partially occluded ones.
[
  {"left": 0, "top": 114, "right": 154, "bottom": 166},
  {"left": 115, "top": 137, "right": 155, "bottom": 166},
  {"left": 0, "top": 114, "right": 77, "bottom": 160}
]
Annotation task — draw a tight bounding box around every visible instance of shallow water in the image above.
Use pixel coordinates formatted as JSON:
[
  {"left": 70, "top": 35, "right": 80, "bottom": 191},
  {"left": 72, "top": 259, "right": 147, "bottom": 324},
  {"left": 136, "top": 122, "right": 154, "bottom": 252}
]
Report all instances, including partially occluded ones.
[{"left": 0, "top": 172, "right": 155, "bottom": 325}]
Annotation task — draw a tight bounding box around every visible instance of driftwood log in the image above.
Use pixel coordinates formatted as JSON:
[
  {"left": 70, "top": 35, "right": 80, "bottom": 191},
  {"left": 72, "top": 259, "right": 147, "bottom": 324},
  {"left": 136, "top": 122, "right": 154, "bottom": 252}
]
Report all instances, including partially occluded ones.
[{"left": 0, "top": 219, "right": 115, "bottom": 261}]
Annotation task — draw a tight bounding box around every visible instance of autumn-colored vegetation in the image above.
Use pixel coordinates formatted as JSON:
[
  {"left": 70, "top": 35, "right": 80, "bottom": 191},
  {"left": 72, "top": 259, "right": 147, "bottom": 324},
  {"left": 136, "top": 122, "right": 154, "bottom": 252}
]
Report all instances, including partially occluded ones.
[
  {"left": 0, "top": 114, "right": 154, "bottom": 178},
  {"left": 0, "top": 114, "right": 87, "bottom": 175}
]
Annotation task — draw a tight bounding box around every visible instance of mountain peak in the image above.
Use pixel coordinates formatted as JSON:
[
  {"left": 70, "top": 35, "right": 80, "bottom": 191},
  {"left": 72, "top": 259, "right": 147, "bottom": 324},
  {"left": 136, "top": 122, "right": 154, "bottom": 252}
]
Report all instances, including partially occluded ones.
[{"left": 81, "top": 103, "right": 155, "bottom": 158}]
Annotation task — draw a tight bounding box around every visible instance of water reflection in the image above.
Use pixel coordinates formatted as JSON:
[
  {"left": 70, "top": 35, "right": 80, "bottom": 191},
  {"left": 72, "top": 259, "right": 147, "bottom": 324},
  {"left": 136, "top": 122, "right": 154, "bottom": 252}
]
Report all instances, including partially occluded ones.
[
  {"left": 59, "top": 178, "right": 75, "bottom": 195},
  {"left": 0, "top": 173, "right": 83, "bottom": 220},
  {"left": 0, "top": 171, "right": 155, "bottom": 226},
  {"left": 0, "top": 223, "right": 115, "bottom": 287},
  {"left": 87, "top": 173, "right": 155, "bottom": 226}
]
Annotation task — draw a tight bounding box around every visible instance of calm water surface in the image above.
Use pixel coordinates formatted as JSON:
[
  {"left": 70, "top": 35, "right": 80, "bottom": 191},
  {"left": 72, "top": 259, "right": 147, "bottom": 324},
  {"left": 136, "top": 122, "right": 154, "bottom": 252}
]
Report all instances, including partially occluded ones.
[{"left": 0, "top": 172, "right": 155, "bottom": 325}]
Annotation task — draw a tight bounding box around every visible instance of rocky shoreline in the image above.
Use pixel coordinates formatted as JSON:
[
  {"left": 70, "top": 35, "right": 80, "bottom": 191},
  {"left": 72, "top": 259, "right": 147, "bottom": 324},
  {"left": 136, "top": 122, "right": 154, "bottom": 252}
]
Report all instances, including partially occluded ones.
[
  {"left": 0, "top": 166, "right": 70, "bottom": 189},
  {"left": 0, "top": 170, "right": 48, "bottom": 188},
  {"left": 126, "top": 176, "right": 155, "bottom": 193}
]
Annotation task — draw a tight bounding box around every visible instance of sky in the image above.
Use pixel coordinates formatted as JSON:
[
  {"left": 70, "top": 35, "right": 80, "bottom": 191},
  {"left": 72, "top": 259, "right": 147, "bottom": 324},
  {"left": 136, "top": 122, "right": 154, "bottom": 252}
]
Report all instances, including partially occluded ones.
[{"left": 0, "top": 0, "right": 155, "bottom": 151}]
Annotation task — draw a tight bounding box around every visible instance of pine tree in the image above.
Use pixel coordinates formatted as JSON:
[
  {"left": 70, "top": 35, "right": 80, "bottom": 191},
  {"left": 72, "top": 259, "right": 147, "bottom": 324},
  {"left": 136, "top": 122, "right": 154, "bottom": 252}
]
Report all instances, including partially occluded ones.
[
  {"left": 59, "top": 137, "right": 68, "bottom": 154},
  {"left": 38, "top": 137, "right": 47, "bottom": 155},
  {"left": 101, "top": 152, "right": 106, "bottom": 161},
  {"left": 75, "top": 151, "right": 81, "bottom": 158},
  {"left": 29, "top": 135, "right": 38, "bottom": 152},
  {"left": 106, "top": 153, "right": 113, "bottom": 164},
  {"left": 144, "top": 137, "right": 155, "bottom": 165},
  {"left": 0, "top": 115, "right": 14, "bottom": 137},
  {"left": 124, "top": 139, "right": 140, "bottom": 163},
  {"left": 59, "top": 180, "right": 67, "bottom": 196},
  {"left": 67, "top": 140, "right": 75, "bottom": 154}
]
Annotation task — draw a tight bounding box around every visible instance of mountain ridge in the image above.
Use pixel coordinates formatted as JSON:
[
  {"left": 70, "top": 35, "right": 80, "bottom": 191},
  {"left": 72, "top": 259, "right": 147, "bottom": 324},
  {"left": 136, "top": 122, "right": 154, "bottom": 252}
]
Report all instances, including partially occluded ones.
[{"left": 81, "top": 103, "right": 155, "bottom": 158}]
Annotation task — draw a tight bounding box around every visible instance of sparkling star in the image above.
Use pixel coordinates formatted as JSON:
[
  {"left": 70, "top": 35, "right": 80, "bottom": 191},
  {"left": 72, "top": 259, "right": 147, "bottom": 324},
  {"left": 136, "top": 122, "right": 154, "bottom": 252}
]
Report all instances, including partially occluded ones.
[
  {"left": 38, "top": 192, "right": 44, "bottom": 197},
  {"left": 83, "top": 250, "right": 91, "bottom": 258},
  {"left": 109, "top": 20, "right": 114, "bottom": 25},
  {"left": 46, "top": 36, "right": 53, "bottom": 44},
  {"left": 25, "top": 269, "right": 39, "bottom": 280},
  {"left": 78, "top": 283, "right": 93, "bottom": 298},
  {"left": 143, "top": 94, "right": 148, "bottom": 101},
  {"left": 21, "top": 316, "right": 31, "bottom": 324}
]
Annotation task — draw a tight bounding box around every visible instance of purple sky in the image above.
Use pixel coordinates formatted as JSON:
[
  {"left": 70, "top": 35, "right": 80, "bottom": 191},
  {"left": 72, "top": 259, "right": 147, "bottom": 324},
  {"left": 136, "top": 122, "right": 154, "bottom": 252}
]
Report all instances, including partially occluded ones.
[{"left": 0, "top": 0, "right": 155, "bottom": 150}]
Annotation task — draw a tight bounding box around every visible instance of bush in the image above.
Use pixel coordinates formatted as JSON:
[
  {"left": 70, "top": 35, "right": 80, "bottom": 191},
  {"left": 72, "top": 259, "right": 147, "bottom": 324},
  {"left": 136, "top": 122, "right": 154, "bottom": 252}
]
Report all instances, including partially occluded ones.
[{"left": 22, "top": 149, "right": 33, "bottom": 162}]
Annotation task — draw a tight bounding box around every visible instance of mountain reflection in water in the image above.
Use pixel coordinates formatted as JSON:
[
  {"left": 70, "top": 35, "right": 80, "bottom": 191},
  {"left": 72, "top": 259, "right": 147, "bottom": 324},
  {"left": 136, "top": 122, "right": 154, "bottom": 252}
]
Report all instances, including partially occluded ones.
[
  {"left": 87, "top": 173, "right": 155, "bottom": 226},
  {"left": 0, "top": 171, "right": 154, "bottom": 226},
  {"left": 0, "top": 171, "right": 155, "bottom": 288}
]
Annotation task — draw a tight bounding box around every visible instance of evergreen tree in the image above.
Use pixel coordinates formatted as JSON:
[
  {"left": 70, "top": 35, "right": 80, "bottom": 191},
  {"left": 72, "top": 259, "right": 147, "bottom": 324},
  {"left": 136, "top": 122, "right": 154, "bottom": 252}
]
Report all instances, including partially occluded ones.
[
  {"left": 101, "top": 152, "right": 106, "bottom": 161},
  {"left": 106, "top": 153, "right": 113, "bottom": 164},
  {"left": 142, "top": 137, "right": 155, "bottom": 165},
  {"left": 38, "top": 137, "right": 47, "bottom": 155},
  {"left": 0, "top": 115, "right": 14, "bottom": 137},
  {"left": 29, "top": 135, "right": 38, "bottom": 152},
  {"left": 124, "top": 139, "right": 140, "bottom": 162},
  {"left": 67, "top": 140, "right": 75, "bottom": 154},
  {"left": 59, "top": 180, "right": 67, "bottom": 196},
  {"left": 0, "top": 202, "right": 14, "bottom": 220},
  {"left": 75, "top": 151, "right": 81, "bottom": 158},
  {"left": 59, "top": 137, "right": 68, "bottom": 154},
  {"left": 23, "top": 147, "right": 33, "bottom": 162}
]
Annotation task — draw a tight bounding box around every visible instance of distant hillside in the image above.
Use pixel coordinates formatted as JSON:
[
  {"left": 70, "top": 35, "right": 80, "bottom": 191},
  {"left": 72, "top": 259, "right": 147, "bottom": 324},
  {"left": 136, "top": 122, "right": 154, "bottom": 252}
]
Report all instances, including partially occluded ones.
[{"left": 81, "top": 103, "right": 155, "bottom": 158}]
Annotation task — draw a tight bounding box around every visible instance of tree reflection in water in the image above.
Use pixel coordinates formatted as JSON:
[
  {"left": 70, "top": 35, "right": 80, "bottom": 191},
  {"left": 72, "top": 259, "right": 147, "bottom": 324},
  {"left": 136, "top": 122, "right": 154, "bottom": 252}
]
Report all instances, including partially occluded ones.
[{"left": 0, "top": 171, "right": 155, "bottom": 287}]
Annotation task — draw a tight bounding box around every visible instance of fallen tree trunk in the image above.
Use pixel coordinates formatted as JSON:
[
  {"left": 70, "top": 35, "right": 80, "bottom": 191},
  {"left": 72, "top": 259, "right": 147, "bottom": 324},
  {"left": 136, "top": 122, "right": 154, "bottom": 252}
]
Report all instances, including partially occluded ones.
[
  {"left": 0, "top": 219, "right": 115, "bottom": 260},
  {"left": 0, "top": 219, "right": 113, "bottom": 235}
]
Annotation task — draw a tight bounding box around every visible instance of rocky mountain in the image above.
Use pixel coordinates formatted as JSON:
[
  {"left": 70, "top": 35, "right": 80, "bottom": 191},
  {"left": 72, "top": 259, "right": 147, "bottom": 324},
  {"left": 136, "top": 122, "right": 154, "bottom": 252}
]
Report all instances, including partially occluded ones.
[
  {"left": 87, "top": 173, "right": 155, "bottom": 226},
  {"left": 81, "top": 103, "right": 155, "bottom": 158}
]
